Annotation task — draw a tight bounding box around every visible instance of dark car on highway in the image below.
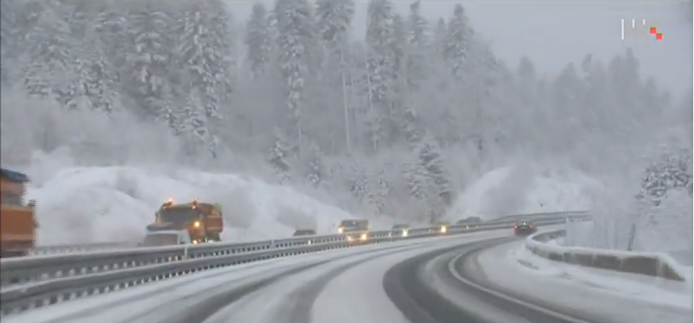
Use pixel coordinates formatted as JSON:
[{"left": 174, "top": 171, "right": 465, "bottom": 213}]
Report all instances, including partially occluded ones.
[
  {"left": 513, "top": 221, "right": 537, "bottom": 236},
  {"left": 457, "top": 216, "right": 482, "bottom": 228},
  {"left": 293, "top": 229, "right": 317, "bottom": 236}
]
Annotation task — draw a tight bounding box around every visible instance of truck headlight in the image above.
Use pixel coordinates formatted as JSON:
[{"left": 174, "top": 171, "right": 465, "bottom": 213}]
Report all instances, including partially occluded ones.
[
  {"left": 338, "top": 227, "right": 344, "bottom": 233},
  {"left": 440, "top": 226, "right": 447, "bottom": 233},
  {"left": 360, "top": 233, "right": 367, "bottom": 240}
]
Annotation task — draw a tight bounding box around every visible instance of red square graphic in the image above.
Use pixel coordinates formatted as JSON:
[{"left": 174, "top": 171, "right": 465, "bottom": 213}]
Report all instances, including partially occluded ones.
[
  {"left": 656, "top": 33, "right": 663, "bottom": 40},
  {"left": 650, "top": 27, "right": 657, "bottom": 34}
]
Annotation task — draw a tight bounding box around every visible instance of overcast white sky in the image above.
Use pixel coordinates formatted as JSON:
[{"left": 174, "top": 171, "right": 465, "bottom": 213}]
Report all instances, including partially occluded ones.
[{"left": 227, "top": 0, "right": 692, "bottom": 96}]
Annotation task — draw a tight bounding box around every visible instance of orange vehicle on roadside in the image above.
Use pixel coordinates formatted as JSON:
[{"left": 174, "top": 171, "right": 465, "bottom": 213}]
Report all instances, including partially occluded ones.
[
  {"left": 0, "top": 168, "right": 37, "bottom": 257},
  {"left": 146, "top": 198, "right": 223, "bottom": 243}
]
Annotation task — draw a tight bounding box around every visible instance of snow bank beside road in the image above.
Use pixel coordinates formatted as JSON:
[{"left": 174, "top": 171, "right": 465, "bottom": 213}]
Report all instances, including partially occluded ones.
[
  {"left": 511, "top": 240, "right": 692, "bottom": 306},
  {"left": 27, "top": 166, "right": 371, "bottom": 245},
  {"left": 448, "top": 165, "right": 601, "bottom": 220},
  {"left": 476, "top": 241, "right": 692, "bottom": 323}
]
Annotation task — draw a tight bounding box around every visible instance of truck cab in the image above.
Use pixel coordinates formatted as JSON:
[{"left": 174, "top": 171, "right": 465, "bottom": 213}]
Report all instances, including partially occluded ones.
[
  {"left": 150, "top": 198, "right": 223, "bottom": 243},
  {"left": 0, "top": 168, "right": 37, "bottom": 257}
]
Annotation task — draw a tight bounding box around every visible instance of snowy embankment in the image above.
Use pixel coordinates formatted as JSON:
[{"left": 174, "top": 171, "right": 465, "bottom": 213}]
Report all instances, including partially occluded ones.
[
  {"left": 563, "top": 220, "right": 693, "bottom": 275},
  {"left": 26, "top": 166, "right": 388, "bottom": 245},
  {"left": 447, "top": 164, "right": 601, "bottom": 220},
  {"left": 477, "top": 240, "right": 692, "bottom": 323},
  {"left": 511, "top": 238, "right": 693, "bottom": 306},
  {"left": 25, "top": 162, "right": 602, "bottom": 246}
]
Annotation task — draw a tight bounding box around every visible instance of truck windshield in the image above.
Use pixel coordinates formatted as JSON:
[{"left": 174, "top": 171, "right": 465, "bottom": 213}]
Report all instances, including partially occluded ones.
[
  {"left": 158, "top": 207, "right": 200, "bottom": 225},
  {"left": 340, "top": 220, "right": 364, "bottom": 227},
  {"left": 143, "top": 234, "right": 178, "bottom": 246}
]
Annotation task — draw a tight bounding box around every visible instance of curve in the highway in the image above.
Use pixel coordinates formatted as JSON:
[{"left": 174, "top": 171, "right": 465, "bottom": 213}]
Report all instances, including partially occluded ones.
[
  {"left": 7, "top": 228, "right": 633, "bottom": 323},
  {"left": 383, "top": 236, "right": 627, "bottom": 323},
  {"left": 168, "top": 241, "right": 430, "bottom": 323},
  {"left": 8, "top": 235, "right": 472, "bottom": 323}
]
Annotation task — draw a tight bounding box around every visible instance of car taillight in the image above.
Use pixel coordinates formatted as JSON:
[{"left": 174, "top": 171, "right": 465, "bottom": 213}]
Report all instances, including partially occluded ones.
[
  {"left": 513, "top": 225, "right": 518, "bottom": 229},
  {"left": 529, "top": 225, "right": 533, "bottom": 228}
]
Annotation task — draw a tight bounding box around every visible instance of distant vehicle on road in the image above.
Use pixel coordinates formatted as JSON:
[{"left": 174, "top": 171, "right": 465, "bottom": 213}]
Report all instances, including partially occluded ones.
[
  {"left": 457, "top": 216, "right": 482, "bottom": 224},
  {"left": 293, "top": 229, "right": 317, "bottom": 236},
  {"left": 338, "top": 219, "right": 370, "bottom": 242},
  {"left": 433, "top": 221, "right": 450, "bottom": 234},
  {"left": 513, "top": 221, "right": 537, "bottom": 236},
  {"left": 389, "top": 224, "right": 410, "bottom": 237},
  {"left": 457, "top": 217, "right": 482, "bottom": 229}
]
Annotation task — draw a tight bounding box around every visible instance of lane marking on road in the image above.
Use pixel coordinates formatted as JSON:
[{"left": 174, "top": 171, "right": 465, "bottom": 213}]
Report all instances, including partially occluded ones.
[{"left": 447, "top": 243, "right": 593, "bottom": 323}]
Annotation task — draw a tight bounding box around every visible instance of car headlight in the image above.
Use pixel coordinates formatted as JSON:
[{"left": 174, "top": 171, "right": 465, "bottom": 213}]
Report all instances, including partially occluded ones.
[
  {"left": 402, "top": 230, "right": 408, "bottom": 237},
  {"left": 307, "top": 240, "right": 312, "bottom": 245},
  {"left": 193, "top": 221, "right": 200, "bottom": 228},
  {"left": 338, "top": 227, "right": 344, "bottom": 233},
  {"left": 440, "top": 226, "right": 447, "bottom": 233},
  {"left": 347, "top": 236, "right": 353, "bottom": 241},
  {"left": 360, "top": 233, "right": 367, "bottom": 240}
]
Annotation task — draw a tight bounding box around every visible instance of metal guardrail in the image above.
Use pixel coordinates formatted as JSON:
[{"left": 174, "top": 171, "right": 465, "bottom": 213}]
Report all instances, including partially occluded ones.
[
  {"left": 484, "top": 210, "right": 589, "bottom": 223},
  {"left": 23, "top": 211, "right": 587, "bottom": 256},
  {"left": 0, "top": 212, "right": 589, "bottom": 316},
  {"left": 29, "top": 242, "right": 136, "bottom": 256}
]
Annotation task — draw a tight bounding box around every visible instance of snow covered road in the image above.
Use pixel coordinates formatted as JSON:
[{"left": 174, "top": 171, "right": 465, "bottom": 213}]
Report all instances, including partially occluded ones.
[
  {"left": 10, "top": 227, "right": 674, "bottom": 323},
  {"left": 5, "top": 230, "right": 509, "bottom": 323}
]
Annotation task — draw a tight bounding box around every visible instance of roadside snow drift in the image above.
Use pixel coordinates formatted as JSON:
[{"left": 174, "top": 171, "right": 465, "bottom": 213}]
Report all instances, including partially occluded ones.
[
  {"left": 474, "top": 240, "right": 692, "bottom": 323},
  {"left": 27, "top": 167, "right": 362, "bottom": 245},
  {"left": 448, "top": 165, "right": 601, "bottom": 220}
]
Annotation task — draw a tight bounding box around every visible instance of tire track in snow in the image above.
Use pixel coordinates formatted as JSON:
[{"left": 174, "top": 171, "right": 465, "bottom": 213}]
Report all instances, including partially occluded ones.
[
  {"left": 201, "top": 242, "right": 429, "bottom": 323},
  {"left": 16, "top": 245, "right": 395, "bottom": 323},
  {"left": 129, "top": 243, "right": 417, "bottom": 323},
  {"left": 159, "top": 259, "right": 337, "bottom": 323},
  {"left": 280, "top": 244, "right": 430, "bottom": 323}
]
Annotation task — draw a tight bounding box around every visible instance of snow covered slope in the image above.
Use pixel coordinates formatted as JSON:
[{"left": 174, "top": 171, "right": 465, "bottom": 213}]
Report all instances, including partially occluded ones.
[
  {"left": 23, "top": 162, "right": 603, "bottom": 245},
  {"left": 26, "top": 167, "right": 370, "bottom": 245},
  {"left": 448, "top": 165, "right": 602, "bottom": 221}
]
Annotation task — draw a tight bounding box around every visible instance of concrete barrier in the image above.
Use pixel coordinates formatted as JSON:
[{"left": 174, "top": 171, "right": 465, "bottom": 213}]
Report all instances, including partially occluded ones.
[{"left": 525, "top": 229, "right": 686, "bottom": 282}]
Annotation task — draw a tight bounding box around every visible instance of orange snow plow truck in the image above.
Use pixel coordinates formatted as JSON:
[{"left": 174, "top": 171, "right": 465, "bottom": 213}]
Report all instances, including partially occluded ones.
[
  {"left": 0, "top": 168, "right": 38, "bottom": 257},
  {"left": 146, "top": 198, "right": 223, "bottom": 243}
]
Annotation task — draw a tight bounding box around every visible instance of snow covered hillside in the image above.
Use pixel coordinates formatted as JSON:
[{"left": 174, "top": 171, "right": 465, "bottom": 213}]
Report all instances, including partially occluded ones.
[
  {"left": 27, "top": 166, "right": 384, "bottom": 246},
  {"left": 27, "top": 162, "right": 603, "bottom": 246},
  {"left": 2, "top": 0, "right": 689, "bottom": 253},
  {"left": 447, "top": 165, "right": 602, "bottom": 221}
]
